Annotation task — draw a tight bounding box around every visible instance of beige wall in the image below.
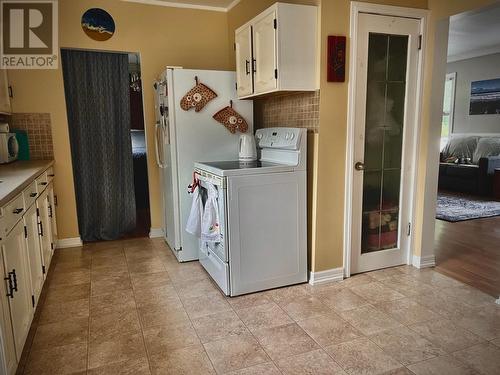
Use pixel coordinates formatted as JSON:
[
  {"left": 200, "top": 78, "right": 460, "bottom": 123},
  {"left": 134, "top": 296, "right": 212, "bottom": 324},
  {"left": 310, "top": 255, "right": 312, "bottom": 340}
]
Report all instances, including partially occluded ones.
[{"left": 8, "top": 0, "right": 230, "bottom": 238}]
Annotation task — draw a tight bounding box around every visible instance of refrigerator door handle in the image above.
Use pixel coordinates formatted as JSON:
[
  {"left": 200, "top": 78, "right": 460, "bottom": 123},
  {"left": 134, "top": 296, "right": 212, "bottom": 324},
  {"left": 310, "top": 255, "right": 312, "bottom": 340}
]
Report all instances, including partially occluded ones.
[{"left": 155, "top": 121, "right": 166, "bottom": 169}]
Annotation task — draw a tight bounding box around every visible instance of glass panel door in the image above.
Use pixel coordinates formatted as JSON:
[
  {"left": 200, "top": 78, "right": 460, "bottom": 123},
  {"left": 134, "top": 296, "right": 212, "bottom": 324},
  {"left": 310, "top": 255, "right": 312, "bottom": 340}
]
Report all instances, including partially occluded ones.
[{"left": 361, "top": 33, "right": 408, "bottom": 254}]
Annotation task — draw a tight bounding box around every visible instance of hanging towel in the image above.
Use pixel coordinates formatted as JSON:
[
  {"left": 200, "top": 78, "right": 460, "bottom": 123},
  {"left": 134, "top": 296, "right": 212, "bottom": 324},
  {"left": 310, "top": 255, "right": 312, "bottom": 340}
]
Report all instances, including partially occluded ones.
[
  {"left": 186, "top": 186, "right": 203, "bottom": 237},
  {"left": 201, "top": 183, "right": 221, "bottom": 243}
]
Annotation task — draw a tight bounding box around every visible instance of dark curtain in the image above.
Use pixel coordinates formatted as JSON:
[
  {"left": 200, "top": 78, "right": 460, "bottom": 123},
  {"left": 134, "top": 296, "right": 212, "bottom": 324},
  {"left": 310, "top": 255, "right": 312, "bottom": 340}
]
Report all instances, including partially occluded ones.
[{"left": 61, "top": 49, "right": 136, "bottom": 241}]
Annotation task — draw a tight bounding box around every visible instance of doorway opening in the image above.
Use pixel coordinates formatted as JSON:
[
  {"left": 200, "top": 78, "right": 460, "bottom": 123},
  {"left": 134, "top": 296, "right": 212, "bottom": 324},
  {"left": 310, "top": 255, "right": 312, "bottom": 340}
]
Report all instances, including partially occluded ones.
[
  {"left": 432, "top": 3, "right": 500, "bottom": 297},
  {"left": 61, "top": 49, "right": 151, "bottom": 242}
]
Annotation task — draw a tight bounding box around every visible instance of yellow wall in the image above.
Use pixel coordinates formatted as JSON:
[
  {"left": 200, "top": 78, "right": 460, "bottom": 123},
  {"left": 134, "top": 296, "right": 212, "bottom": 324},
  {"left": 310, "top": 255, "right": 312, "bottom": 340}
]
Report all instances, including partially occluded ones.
[{"left": 8, "top": 0, "right": 230, "bottom": 238}]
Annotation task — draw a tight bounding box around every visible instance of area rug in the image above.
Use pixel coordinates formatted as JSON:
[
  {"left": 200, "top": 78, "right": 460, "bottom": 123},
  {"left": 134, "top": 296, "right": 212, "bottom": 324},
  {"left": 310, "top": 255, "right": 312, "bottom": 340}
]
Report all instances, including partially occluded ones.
[{"left": 436, "top": 193, "right": 500, "bottom": 222}]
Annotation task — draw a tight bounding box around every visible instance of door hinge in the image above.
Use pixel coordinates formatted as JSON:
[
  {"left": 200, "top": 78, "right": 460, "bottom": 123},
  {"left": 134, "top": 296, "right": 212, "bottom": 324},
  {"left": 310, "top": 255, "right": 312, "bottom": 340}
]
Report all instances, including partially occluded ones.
[
  {"left": 36, "top": 208, "right": 40, "bottom": 217},
  {"left": 273, "top": 18, "right": 277, "bottom": 29},
  {"left": 42, "top": 265, "right": 46, "bottom": 274},
  {"left": 407, "top": 223, "right": 412, "bottom": 236},
  {"left": 274, "top": 69, "right": 278, "bottom": 79},
  {"left": 235, "top": 82, "right": 238, "bottom": 90},
  {"left": 51, "top": 242, "right": 54, "bottom": 250},
  {"left": 8, "top": 85, "right": 13, "bottom": 98},
  {"left": 233, "top": 42, "right": 236, "bottom": 51},
  {"left": 24, "top": 225, "right": 27, "bottom": 238},
  {"left": 31, "top": 295, "right": 35, "bottom": 308},
  {"left": 54, "top": 195, "right": 58, "bottom": 206},
  {"left": 418, "top": 35, "right": 422, "bottom": 50}
]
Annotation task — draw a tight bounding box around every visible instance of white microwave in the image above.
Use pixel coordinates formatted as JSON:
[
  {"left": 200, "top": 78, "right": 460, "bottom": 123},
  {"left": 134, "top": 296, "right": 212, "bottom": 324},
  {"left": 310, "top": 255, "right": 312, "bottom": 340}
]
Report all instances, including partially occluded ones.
[{"left": 0, "top": 133, "right": 18, "bottom": 164}]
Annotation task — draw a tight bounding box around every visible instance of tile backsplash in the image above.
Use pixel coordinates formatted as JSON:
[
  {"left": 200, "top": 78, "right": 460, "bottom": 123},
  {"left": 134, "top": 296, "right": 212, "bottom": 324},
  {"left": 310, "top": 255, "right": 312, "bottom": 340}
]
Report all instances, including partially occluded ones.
[
  {"left": 254, "top": 91, "right": 320, "bottom": 132},
  {"left": 10, "top": 113, "right": 54, "bottom": 160}
]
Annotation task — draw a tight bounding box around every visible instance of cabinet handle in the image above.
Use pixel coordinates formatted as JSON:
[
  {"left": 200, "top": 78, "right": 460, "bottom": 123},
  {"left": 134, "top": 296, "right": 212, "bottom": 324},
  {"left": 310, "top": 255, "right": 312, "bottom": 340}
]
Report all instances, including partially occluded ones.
[
  {"left": 40, "top": 182, "right": 48, "bottom": 186},
  {"left": 30, "top": 192, "right": 37, "bottom": 197},
  {"left": 48, "top": 174, "right": 55, "bottom": 177},
  {"left": 4, "top": 275, "right": 14, "bottom": 298},
  {"left": 252, "top": 58, "right": 256, "bottom": 73},
  {"left": 10, "top": 270, "right": 17, "bottom": 292},
  {"left": 38, "top": 221, "right": 44, "bottom": 237},
  {"left": 245, "top": 60, "right": 250, "bottom": 75},
  {"left": 48, "top": 205, "right": 53, "bottom": 218},
  {"left": 13, "top": 208, "right": 23, "bottom": 214}
]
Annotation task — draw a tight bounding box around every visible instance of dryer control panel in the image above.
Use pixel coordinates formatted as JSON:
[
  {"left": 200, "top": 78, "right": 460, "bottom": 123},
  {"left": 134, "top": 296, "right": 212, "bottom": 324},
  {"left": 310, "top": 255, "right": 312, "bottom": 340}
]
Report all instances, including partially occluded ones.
[{"left": 256, "top": 127, "right": 302, "bottom": 150}]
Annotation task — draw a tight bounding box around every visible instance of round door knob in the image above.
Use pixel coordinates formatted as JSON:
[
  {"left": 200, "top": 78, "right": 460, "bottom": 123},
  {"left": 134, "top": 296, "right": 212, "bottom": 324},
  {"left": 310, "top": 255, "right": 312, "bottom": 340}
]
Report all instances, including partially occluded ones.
[{"left": 355, "top": 162, "right": 365, "bottom": 171}]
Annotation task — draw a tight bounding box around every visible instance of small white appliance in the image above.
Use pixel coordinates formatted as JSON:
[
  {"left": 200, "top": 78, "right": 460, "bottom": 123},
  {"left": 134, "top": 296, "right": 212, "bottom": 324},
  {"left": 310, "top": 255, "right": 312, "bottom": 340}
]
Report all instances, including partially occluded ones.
[
  {"left": 0, "top": 133, "right": 18, "bottom": 164},
  {"left": 154, "top": 67, "right": 253, "bottom": 262},
  {"left": 238, "top": 133, "right": 257, "bottom": 162},
  {"left": 194, "top": 127, "right": 307, "bottom": 296}
]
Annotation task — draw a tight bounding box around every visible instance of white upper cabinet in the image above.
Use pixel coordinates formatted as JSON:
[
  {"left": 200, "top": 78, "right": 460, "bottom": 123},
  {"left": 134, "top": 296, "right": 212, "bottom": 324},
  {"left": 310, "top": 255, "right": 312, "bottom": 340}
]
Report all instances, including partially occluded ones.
[
  {"left": 0, "top": 69, "right": 12, "bottom": 114},
  {"left": 235, "top": 25, "right": 253, "bottom": 97},
  {"left": 253, "top": 9, "right": 277, "bottom": 94},
  {"left": 235, "top": 2, "right": 318, "bottom": 99}
]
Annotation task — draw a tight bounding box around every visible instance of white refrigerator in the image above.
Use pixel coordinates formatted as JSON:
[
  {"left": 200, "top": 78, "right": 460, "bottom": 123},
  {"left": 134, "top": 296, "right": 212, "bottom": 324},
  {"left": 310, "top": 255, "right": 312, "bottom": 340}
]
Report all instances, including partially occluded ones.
[{"left": 154, "top": 68, "right": 253, "bottom": 262}]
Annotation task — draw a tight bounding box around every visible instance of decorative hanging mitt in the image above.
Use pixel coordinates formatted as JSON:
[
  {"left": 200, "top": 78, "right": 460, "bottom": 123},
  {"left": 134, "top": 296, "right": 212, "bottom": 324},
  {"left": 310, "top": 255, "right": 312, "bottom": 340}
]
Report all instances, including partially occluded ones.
[
  {"left": 180, "top": 76, "right": 217, "bottom": 112},
  {"left": 212, "top": 101, "right": 248, "bottom": 134}
]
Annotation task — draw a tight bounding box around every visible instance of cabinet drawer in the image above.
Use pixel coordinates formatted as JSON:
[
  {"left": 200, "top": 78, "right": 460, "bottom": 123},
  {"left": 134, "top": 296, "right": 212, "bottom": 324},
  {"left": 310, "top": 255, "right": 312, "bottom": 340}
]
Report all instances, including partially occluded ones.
[
  {"left": 23, "top": 181, "right": 38, "bottom": 209},
  {"left": 0, "top": 194, "right": 25, "bottom": 238},
  {"left": 35, "top": 172, "right": 48, "bottom": 192},
  {"left": 46, "top": 167, "right": 55, "bottom": 183}
]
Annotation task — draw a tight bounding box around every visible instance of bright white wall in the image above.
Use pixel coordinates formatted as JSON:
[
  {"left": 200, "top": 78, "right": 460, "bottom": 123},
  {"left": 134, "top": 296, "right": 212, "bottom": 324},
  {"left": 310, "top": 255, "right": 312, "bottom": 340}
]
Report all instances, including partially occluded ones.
[{"left": 446, "top": 52, "right": 500, "bottom": 134}]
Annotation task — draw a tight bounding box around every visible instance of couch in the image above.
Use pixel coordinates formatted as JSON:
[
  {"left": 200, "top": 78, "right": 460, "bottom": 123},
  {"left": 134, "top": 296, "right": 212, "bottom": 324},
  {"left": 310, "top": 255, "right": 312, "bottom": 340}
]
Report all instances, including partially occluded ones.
[{"left": 439, "top": 135, "right": 500, "bottom": 195}]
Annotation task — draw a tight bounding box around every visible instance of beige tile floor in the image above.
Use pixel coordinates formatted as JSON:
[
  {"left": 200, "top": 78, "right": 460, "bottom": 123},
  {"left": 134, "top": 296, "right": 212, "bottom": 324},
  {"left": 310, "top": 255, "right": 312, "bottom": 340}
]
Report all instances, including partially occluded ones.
[{"left": 18, "top": 237, "right": 500, "bottom": 375}]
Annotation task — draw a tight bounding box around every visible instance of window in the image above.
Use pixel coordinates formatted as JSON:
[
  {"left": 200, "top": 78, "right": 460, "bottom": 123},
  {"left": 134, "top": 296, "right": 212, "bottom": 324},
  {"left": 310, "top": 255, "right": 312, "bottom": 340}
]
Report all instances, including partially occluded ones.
[{"left": 441, "top": 72, "right": 456, "bottom": 150}]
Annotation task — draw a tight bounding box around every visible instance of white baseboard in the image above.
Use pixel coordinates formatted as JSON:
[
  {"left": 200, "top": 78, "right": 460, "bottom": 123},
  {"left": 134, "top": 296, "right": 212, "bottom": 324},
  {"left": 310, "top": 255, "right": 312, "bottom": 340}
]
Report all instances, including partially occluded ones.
[
  {"left": 56, "top": 237, "right": 83, "bottom": 249},
  {"left": 149, "top": 228, "right": 164, "bottom": 238},
  {"left": 412, "top": 254, "right": 436, "bottom": 269},
  {"left": 309, "top": 267, "right": 344, "bottom": 285}
]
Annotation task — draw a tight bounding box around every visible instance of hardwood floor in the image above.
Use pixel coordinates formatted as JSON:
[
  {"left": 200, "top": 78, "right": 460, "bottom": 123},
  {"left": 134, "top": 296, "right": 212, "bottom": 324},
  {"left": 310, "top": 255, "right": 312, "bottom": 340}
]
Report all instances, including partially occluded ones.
[{"left": 434, "top": 216, "right": 500, "bottom": 298}]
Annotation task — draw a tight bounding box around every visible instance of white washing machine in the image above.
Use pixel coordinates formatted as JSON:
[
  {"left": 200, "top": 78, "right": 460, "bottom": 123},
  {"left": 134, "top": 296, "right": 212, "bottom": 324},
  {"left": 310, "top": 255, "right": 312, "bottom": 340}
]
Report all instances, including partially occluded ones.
[{"left": 194, "top": 127, "right": 307, "bottom": 296}]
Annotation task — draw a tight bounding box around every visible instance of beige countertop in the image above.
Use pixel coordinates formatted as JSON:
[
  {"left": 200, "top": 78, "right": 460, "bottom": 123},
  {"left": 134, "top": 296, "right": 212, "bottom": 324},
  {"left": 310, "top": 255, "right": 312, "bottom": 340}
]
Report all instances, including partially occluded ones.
[{"left": 0, "top": 160, "right": 54, "bottom": 207}]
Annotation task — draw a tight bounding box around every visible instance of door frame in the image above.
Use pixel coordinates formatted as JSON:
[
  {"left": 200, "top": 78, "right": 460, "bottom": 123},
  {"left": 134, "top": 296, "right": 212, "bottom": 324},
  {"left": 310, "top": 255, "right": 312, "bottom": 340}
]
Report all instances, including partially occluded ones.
[{"left": 344, "top": 2, "right": 428, "bottom": 277}]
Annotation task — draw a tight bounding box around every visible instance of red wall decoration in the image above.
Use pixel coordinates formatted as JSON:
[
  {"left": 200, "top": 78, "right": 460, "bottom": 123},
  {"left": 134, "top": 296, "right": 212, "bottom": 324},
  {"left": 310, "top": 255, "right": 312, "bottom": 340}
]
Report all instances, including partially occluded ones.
[{"left": 327, "top": 36, "right": 346, "bottom": 82}]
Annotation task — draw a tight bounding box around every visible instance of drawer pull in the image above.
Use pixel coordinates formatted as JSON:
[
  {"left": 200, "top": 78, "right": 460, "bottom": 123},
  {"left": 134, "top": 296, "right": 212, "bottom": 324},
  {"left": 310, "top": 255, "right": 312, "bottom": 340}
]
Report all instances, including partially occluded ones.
[
  {"left": 48, "top": 174, "right": 55, "bottom": 177},
  {"left": 4, "top": 275, "right": 14, "bottom": 298},
  {"left": 13, "top": 208, "right": 24, "bottom": 214},
  {"left": 10, "top": 270, "right": 17, "bottom": 292},
  {"left": 40, "top": 182, "right": 48, "bottom": 186},
  {"left": 30, "top": 192, "right": 37, "bottom": 197}
]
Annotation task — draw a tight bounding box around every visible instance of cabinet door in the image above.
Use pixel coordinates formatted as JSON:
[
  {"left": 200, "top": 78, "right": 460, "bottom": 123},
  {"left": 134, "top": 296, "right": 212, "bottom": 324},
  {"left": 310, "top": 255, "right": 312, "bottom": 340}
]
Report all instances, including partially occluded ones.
[
  {"left": 235, "top": 25, "right": 253, "bottom": 97},
  {"left": 252, "top": 10, "right": 277, "bottom": 94},
  {"left": 37, "top": 190, "right": 53, "bottom": 271},
  {"left": 1, "top": 221, "right": 33, "bottom": 359},
  {"left": 0, "top": 70, "right": 11, "bottom": 114},
  {"left": 24, "top": 206, "right": 44, "bottom": 305},
  {"left": 47, "top": 183, "right": 57, "bottom": 242},
  {"left": 0, "top": 250, "right": 17, "bottom": 375}
]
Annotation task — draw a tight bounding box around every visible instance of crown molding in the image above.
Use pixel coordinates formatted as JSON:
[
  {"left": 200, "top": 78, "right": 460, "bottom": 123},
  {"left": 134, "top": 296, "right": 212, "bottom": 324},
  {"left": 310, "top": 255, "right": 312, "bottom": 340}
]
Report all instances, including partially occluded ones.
[{"left": 122, "top": 0, "right": 230, "bottom": 12}]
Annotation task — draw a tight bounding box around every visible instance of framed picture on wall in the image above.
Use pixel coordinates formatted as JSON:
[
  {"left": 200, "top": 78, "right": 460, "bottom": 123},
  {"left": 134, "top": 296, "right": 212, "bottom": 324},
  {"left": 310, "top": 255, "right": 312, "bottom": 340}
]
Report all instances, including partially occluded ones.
[{"left": 469, "top": 78, "right": 500, "bottom": 115}]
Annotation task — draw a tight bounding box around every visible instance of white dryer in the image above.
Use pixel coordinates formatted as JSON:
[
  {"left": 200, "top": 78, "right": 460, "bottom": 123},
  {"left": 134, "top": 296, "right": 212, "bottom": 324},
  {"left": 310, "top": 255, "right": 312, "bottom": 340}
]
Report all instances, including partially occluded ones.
[{"left": 194, "top": 127, "right": 307, "bottom": 296}]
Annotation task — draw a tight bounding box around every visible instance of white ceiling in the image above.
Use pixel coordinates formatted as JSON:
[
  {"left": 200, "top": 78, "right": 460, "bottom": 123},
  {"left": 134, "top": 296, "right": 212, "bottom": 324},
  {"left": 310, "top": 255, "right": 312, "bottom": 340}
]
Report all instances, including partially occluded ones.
[
  {"left": 122, "top": 0, "right": 240, "bottom": 12},
  {"left": 448, "top": 3, "right": 500, "bottom": 62}
]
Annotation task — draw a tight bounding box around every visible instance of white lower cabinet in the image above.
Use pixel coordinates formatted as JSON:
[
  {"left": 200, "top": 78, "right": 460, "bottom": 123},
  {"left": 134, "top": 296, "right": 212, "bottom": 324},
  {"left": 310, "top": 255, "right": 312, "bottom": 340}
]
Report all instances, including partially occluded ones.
[
  {"left": 1, "top": 221, "right": 33, "bottom": 361},
  {"left": 48, "top": 183, "right": 57, "bottom": 243},
  {"left": 37, "top": 188, "right": 53, "bottom": 270},
  {"left": 24, "top": 205, "right": 44, "bottom": 307},
  {"left": 0, "top": 165, "right": 57, "bottom": 374},
  {"left": 0, "top": 250, "right": 17, "bottom": 375}
]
